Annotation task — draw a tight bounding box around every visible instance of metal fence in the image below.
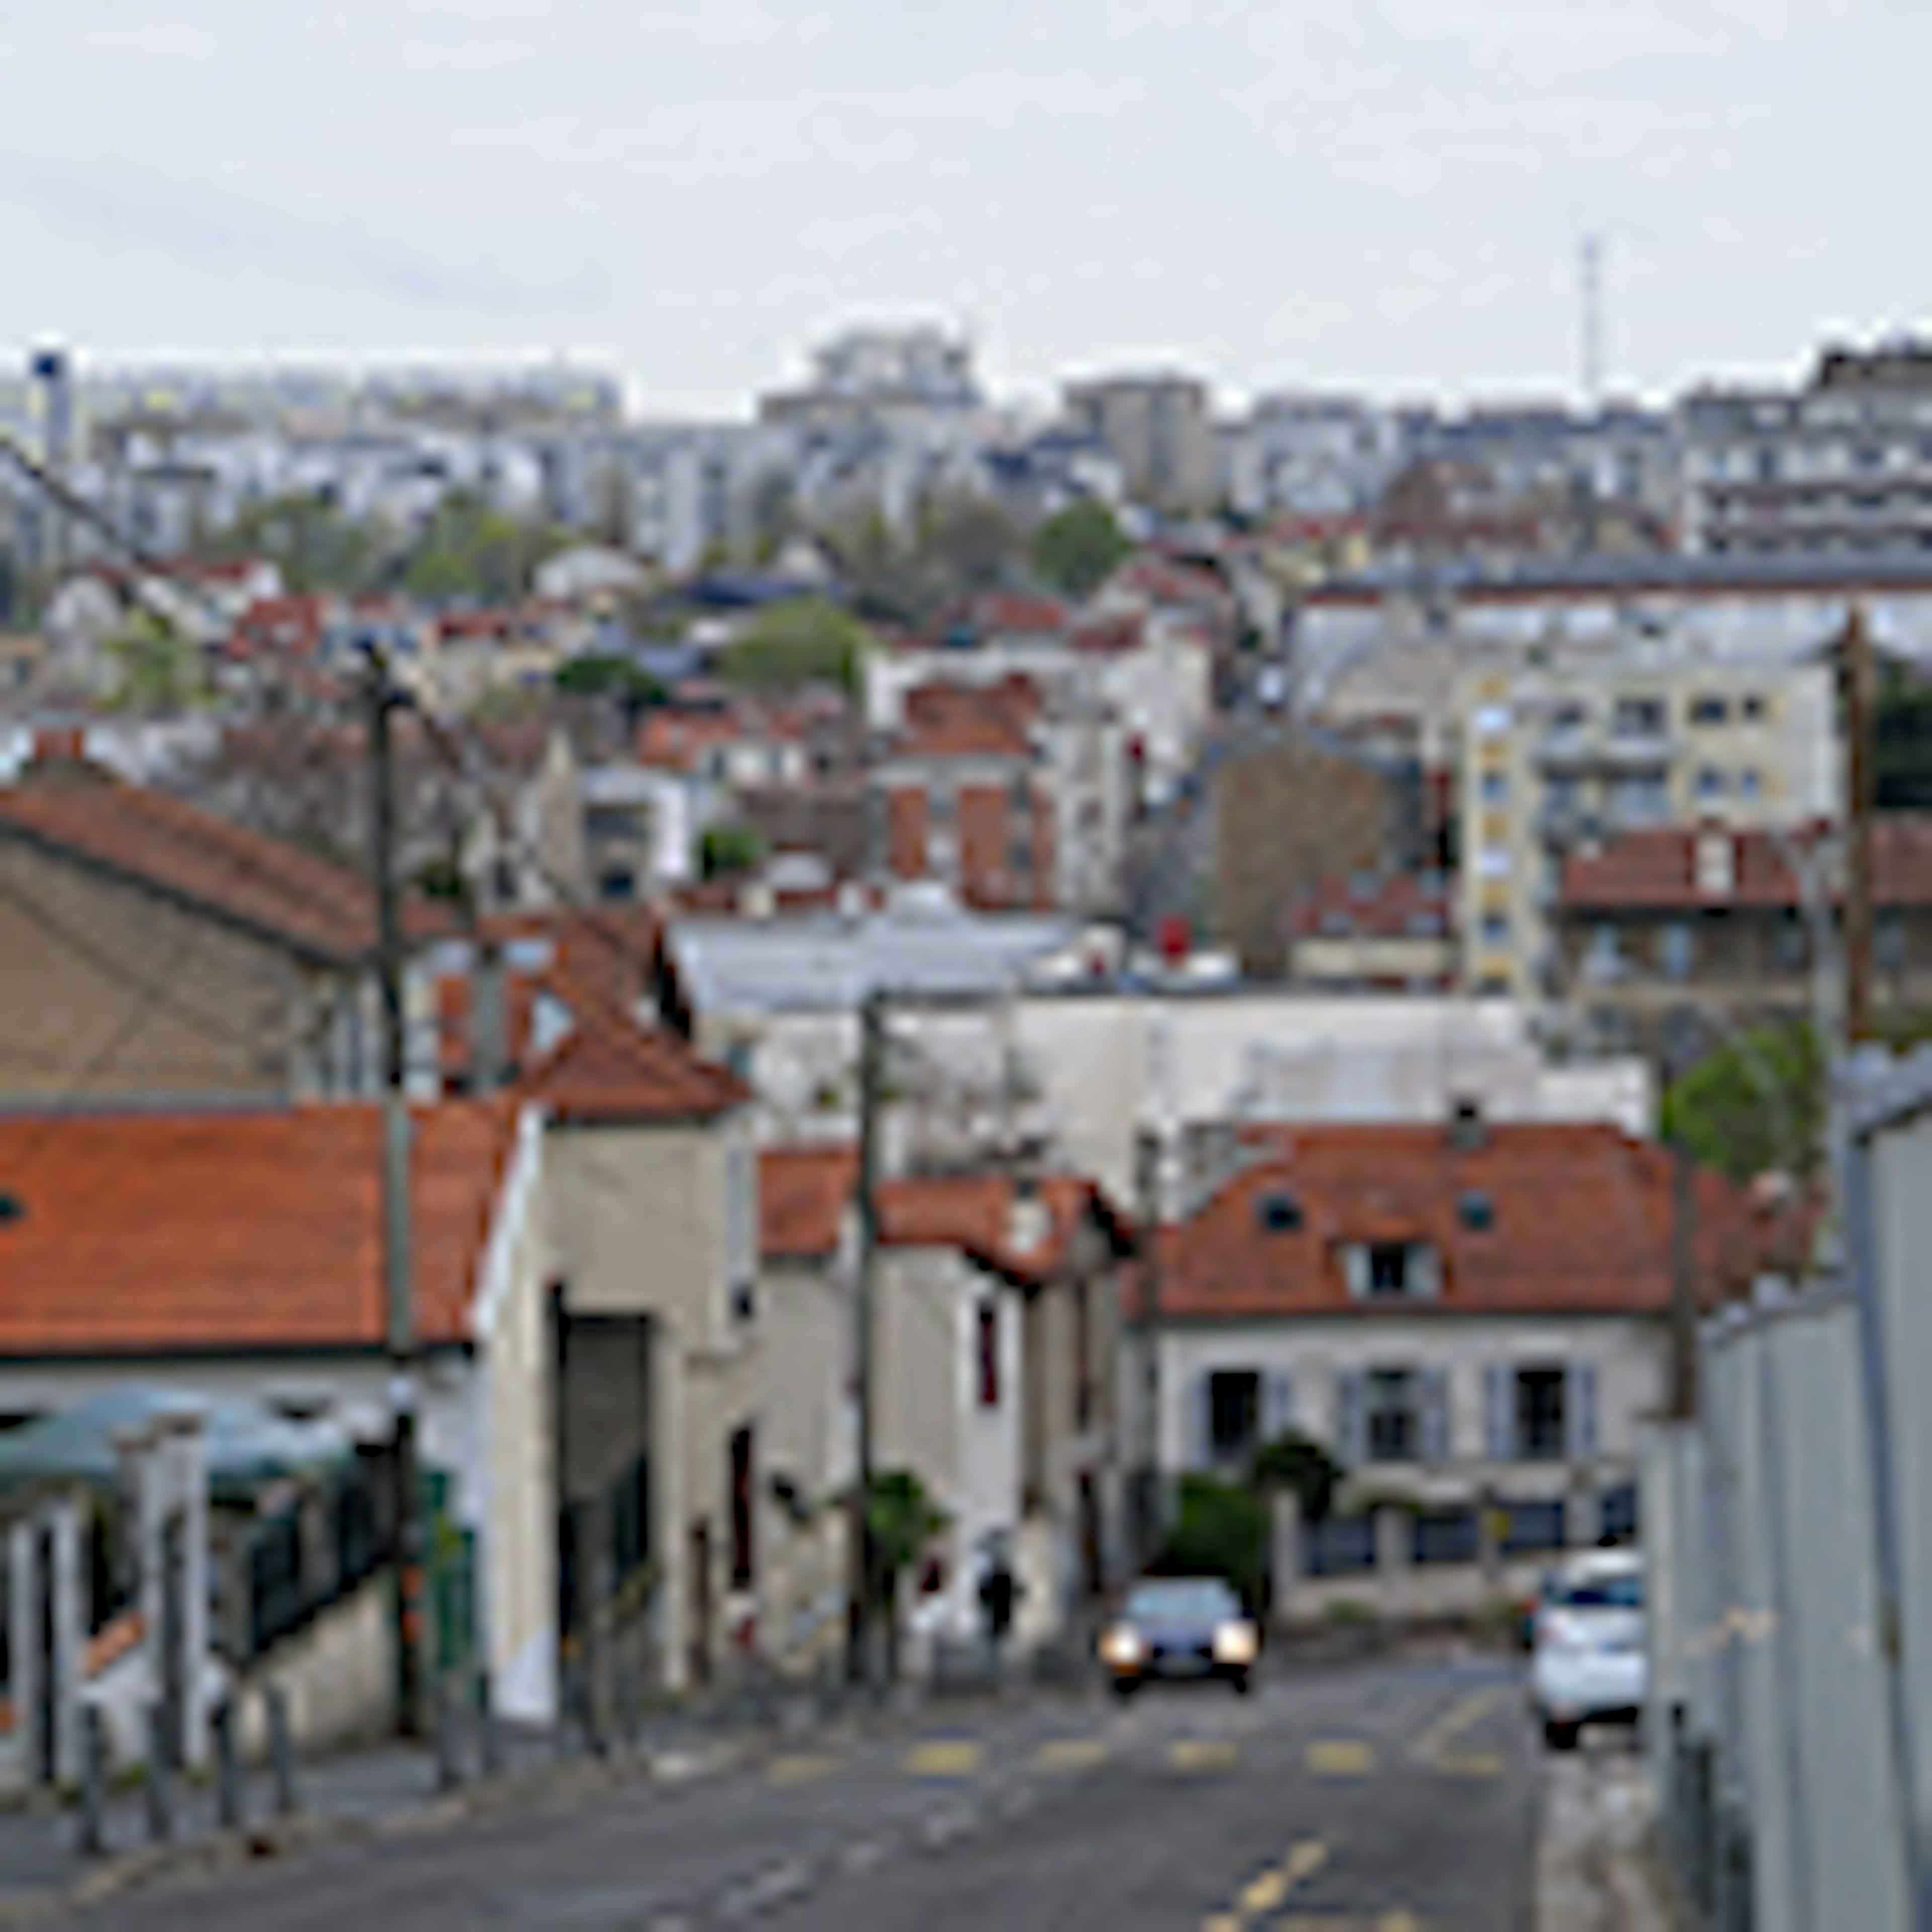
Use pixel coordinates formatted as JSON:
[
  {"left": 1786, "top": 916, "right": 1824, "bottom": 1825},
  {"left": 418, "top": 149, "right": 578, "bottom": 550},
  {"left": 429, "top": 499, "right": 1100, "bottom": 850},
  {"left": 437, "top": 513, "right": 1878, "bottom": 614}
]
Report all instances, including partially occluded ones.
[{"left": 1643, "top": 1045, "right": 1932, "bottom": 1931}]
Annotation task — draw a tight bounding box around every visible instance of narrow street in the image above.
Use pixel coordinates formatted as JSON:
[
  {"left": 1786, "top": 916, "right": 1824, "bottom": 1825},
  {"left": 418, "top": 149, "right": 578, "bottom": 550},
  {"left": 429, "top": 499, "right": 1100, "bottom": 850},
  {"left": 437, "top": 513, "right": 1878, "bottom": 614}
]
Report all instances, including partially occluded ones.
[{"left": 71, "top": 1656, "right": 1537, "bottom": 1931}]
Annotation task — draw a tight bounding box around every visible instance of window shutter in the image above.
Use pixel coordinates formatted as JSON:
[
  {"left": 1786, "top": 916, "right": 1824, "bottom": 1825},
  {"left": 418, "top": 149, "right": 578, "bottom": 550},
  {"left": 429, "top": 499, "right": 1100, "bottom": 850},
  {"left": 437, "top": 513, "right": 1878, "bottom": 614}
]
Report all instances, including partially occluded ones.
[
  {"left": 1568, "top": 1361, "right": 1599, "bottom": 1464},
  {"left": 1484, "top": 1364, "right": 1512, "bottom": 1463},
  {"left": 1263, "top": 1369, "right": 1295, "bottom": 1444},
  {"left": 1194, "top": 1374, "right": 1217, "bottom": 1468},
  {"left": 1336, "top": 1370, "right": 1366, "bottom": 1467},
  {"left": 1342, "top": 1247, "right": 1370, "bottom": 1300},
  {"left": 1421, "top": 1369, "right": 1452, "bottom": 1465}
]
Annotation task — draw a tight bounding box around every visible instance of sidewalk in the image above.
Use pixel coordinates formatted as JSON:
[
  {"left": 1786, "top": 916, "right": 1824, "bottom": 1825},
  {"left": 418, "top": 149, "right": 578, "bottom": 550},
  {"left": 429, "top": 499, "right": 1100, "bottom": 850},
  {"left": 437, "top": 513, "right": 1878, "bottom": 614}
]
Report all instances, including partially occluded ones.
[{"left": 1536, "top": 1733, "right": 1682, "bottom": 1931}]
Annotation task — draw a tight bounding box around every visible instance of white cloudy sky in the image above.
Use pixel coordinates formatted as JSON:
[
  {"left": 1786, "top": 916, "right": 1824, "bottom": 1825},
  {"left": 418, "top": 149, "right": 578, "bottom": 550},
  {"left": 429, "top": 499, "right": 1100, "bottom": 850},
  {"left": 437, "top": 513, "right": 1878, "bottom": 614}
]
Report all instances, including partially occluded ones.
[{"left": 0, "top": 0, "right": 1922, "bottom": 414}]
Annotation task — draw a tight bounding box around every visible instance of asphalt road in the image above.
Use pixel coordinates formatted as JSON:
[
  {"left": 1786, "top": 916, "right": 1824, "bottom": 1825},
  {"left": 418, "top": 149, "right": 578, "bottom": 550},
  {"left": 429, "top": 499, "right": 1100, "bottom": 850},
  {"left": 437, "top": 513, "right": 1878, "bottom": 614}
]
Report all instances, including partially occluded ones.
[{"left": 74, "top": 1654, "right": 1538, "bottom": 1931}]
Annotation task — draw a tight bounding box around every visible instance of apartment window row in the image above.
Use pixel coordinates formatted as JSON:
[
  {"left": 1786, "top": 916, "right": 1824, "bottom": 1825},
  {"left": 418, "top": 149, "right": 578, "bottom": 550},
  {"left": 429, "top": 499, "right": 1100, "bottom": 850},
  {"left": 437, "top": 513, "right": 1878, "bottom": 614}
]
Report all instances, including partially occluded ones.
[{"left": 1195, "top": 1360, "right": 1599, "bottom": 1470}]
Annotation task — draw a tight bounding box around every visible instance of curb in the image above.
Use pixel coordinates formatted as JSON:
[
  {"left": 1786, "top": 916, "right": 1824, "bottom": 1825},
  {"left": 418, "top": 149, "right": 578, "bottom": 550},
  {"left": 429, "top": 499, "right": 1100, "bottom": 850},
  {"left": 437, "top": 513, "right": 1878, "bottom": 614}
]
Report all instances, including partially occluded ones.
[{"left": 0, "top": 1736, "right": 752, "bottom": 1923}]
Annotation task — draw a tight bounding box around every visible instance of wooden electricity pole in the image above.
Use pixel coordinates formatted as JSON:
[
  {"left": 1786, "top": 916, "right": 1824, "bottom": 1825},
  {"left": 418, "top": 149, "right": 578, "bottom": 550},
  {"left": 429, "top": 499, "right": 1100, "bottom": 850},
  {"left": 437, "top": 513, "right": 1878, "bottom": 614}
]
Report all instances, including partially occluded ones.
[
  {"left": 1841, "top": 606, "right": 1878, "bottom": 1046},
  {"left": 367, "top": 651, "right": 424, "bottom": 1738},
  {"left": 848, "top": 991, "right": 884, "bottom": 1687}
]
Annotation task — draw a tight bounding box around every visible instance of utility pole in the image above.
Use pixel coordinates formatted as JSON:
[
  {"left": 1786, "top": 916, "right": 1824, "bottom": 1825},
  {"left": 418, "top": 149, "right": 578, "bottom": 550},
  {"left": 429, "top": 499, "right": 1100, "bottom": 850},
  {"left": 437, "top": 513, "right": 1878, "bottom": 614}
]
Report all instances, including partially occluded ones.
[
  {"left": 1841, "top": 606, "right": 1878, "bottom": 1045},
  {"left": 1133, "top": 1126, "right": 1163, "bottom": 1565},
  {"left": 848, "top": 991, "right": 884, "bottom": 1687},
  {"left": 367, "top": 649, "right": 425, "bottom": 1739}
]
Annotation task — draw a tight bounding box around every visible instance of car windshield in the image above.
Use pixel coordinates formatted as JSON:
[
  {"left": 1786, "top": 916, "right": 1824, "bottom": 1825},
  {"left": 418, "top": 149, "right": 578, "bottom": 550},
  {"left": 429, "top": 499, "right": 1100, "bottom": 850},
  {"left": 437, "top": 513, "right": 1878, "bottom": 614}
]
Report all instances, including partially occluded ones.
[
  {"left": 1548, "top": 1572, "right": 1644, "bottom": 1611},
  {"left": 1123, "top": 1580, "right": 1240, "bottom": 1624}
]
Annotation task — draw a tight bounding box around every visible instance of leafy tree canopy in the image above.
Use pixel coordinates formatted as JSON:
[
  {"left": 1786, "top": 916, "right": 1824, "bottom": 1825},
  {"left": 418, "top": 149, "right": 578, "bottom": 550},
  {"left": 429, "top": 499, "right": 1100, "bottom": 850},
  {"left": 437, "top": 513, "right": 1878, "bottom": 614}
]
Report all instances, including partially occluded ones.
[
  {"left": 1251, "top": 1430, "right": 1344, "bottom": 1523},
  {"left": 1154, "top": 1475, "right": 1269, "bottom": 1608},
  {"left": 864, "top": 1469, "right": 950, "bottom": 1584},
  {"left": 717, "top": 596, "right": 877, "bottom": 696},
  {"left": 553, "top": 653, "right": 667, "bottom": 709},
  {"left": 1030, "top": 499, "right": 1131, "bottom": 599},
  {"left": 102, "top": 608, "right": 210, "bottom": 713},
  {"left": 696, "top": 820, "right": 765, "bottom": 880}
]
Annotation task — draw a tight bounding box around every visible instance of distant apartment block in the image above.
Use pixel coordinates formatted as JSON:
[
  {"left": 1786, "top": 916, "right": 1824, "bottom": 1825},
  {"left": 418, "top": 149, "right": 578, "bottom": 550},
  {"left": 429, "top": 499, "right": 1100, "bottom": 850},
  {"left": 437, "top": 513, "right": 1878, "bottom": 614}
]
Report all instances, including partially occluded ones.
[
  {"left": 1553, "top": 820, "right": 1932, "bottom": 1061},
  {"left": 1063, "top": 373, "right": 1219, "bottom": 515},
  {"left": 1456, "top": 653, "right": 1838, "bottom": 1002},
  {"left": 1680, "top": 339, "right": 1932, "bottom": 559},
  {"left": 872, "top": 679, "right": 1057, "bottom": 912}
]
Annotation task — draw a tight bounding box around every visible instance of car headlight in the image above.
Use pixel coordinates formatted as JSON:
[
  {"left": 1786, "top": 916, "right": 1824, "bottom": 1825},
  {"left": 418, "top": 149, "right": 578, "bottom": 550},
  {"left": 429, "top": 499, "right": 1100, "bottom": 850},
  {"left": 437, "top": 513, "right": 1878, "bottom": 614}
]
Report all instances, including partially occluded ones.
[
  {"left": 1098, "top": 1625, "right": 1147, "bottom": 1668},
  {"left": 1213, "top": 1620, "right": 1258, "bottom": 1666}
]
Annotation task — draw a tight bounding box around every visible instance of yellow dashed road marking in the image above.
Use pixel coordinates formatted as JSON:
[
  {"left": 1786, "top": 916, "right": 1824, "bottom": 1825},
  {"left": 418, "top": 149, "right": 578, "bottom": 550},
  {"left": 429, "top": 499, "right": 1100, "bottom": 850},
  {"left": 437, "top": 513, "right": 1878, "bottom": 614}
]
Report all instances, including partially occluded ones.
[
  {"left": 1201, "top": 1916, "right": 1244, "bottom": 1932},
  {"left": 1035, "top": 1738, "right": 1108, "bottom": 1773},
  {"left": 904, "top": 1739, "right": 984, "bottom": 1777},
  {"left": 766, "top": 1752, "right": 838, "bottom": 1784},
  {"left": 1437, "top": 1750, "right": 1503, "bottom": 1778},
  {"left": 1239, "top": 1869, "right": 1294, "bottom": 1915},
  {"left": 1171, "top": 1738, "right": 1241, "bottom": 1773},
  {"left": 1307, "top": 1738, "right": 1375, "bottom": 1778},
  {"left": 1411, "top": 1688, "right": 1499, "bottom": 1766},
  {"left": 1284, "top": 1839, "right": 1329, "bottom": 1883}
]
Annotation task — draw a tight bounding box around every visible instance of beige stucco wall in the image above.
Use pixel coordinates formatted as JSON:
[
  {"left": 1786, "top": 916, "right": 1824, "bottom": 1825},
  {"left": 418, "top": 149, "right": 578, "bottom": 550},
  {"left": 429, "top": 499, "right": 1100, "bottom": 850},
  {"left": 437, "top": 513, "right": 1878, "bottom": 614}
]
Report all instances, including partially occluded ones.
[
  {"left": 0, "top": 838, "right": 336, "bottom": 1100},
  {"left": 1159, "top": 1312, "right": 1669, "bottom": 1501},
  {"left": 543, "top": 1112, "right": 757, "bottom": 1690}
]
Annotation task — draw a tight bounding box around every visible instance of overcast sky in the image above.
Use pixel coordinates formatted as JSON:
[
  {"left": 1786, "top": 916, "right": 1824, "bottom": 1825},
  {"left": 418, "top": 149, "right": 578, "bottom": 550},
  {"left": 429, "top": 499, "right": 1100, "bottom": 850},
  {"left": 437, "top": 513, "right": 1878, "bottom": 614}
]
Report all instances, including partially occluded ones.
[{"left": 1, "top": 0, "right": 1923, "bottom": 416}]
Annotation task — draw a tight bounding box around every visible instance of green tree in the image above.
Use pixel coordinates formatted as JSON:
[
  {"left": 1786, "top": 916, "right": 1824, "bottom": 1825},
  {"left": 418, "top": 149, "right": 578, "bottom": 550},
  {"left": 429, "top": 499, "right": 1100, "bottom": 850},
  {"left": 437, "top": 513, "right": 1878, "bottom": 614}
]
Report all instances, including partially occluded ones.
[
  {"left": 554, "top": 653, "right": 667, "bottom": 710},
  {"left": 208, "top": 491, "right": 390, "bottom": 595},
  {"left": 1661, "top": 1017, "right": 1825, "bottom": 1182},
  {"left": 400, "top": 490, "right": 567, "bottom": 604},
  {"left": 864, "top": 1469, "right": 950, "bottom": 1587},
  {"left": 1031, "top": 499, "right": 1131, "bottom": 599},
  {"left": 918, "top": 492, "right": 1022, "bottom": 601},
  {"left": 1156, "top": 1475, "right": 1270, "bottom": 1607},
  {"left": 697, "top": 821, "right": 765, "bottom": 879},
  {"left": 1251, "top": 1430, "right": 1344, "bottom": 1523},
  {"left": 718, "top": 597, "right": 877, "bottom": 696},
  {"left": 102, "top": 607, "right": 210, "bottom": 713}
]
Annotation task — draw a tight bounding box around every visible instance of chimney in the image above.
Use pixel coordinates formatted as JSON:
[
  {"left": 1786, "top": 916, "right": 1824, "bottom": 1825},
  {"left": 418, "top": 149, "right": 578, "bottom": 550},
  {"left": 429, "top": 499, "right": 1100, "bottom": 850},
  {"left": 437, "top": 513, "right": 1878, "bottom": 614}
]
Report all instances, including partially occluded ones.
[
  {"left": 1007, "top": 1173, "right": 1052, "bottom": 1258},
  {"left": 1447, "top": 1095, "right": 1487, "bottom": 1153},
  {"left": 1695, "top": 828, "right": 1735, "bottom": 900},
  {"left": 469, "top": 940, "right": 511, "bottom": 1093}
]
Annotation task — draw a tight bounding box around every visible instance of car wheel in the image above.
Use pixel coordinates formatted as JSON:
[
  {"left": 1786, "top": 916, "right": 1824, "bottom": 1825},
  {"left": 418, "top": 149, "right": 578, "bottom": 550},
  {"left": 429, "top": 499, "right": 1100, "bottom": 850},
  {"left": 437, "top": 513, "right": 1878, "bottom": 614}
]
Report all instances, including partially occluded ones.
[
  {"left": 1111, "top": 1676, "right": 1140, "bottom": 1701},
  {"left": 1229, "top": 1672, "right": 1251, "bottom": 1697},
  {"left": 1543, "top": 1718, "right": 1580, "bottom": 1752}
]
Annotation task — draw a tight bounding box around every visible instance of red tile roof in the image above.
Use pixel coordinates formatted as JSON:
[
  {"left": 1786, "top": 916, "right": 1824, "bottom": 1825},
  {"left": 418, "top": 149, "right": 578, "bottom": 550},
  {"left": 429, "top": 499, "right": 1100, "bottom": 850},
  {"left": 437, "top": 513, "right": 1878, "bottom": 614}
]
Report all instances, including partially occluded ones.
[
  {"left": 760, "top": 1146, "right": 857, "bottom": 1261},
  {"left": 0, "top": 758, "right": 384, "bottom": 964},
  {"left": 1160, "top": 1122, "right": 1788, "bottom": 1321},
  {"left": 892, "top": 678, "right": 1040, "bottom": 762},
  {"left": 758, "top": 1147, "right": 1131, "bottom": 1285},
  {"left": 0, "top": 1101, "right": 518, "bottom": 1357},
  {"left": 1560, "top": 820, "right": 1932, "bottom": 913},
  {"left": 519, "top": 1006, "right": 746, "bottom": 1125}
]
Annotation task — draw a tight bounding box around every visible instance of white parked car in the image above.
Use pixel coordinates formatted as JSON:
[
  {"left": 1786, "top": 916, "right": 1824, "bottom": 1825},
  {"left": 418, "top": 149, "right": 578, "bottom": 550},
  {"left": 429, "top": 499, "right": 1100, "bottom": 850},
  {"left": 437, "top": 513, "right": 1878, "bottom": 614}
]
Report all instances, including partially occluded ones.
[{"left": 1530, "top": 1548, "right": 1646, "bottom": 1750}]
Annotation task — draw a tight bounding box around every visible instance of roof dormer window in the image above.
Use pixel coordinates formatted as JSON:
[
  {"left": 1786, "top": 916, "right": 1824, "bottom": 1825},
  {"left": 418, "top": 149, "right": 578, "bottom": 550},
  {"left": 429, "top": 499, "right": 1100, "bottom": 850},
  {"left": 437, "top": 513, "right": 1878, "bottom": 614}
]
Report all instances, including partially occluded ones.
[{"left": 1344, "top": 1241, "right": 1440, "bottom": 1302}]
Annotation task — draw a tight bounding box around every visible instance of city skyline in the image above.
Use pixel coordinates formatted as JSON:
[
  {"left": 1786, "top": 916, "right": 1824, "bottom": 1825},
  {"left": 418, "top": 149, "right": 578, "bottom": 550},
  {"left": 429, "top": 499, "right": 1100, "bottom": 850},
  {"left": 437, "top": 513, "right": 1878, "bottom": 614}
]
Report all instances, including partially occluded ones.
[{"left": 2, "top": 0, "right": 1923, "bottom": 417}]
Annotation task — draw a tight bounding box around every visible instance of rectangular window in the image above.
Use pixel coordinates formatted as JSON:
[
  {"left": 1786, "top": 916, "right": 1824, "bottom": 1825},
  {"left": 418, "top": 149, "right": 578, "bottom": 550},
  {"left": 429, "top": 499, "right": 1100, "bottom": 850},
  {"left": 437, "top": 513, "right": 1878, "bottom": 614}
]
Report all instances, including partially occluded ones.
[
  {"left": 1514, "top": 1368, "right": 1568, "bottom": 1460},
  {"left": 977, "top": 1302, "right": 1000, "bottom": 1408},
  {"left": 1688, "top": 694, "right": 1730, "bottom": 727},
  {"left": 1364, "top": 1369, "right": 1420, "bottom": 1463},
  {"left": 729, "top": 1425, "right": 755, "bottom": 1588},
  {"left": 1208, "top": 1370, "right": 1261, "bottom": 1464},
  {"left": 1611, "top": 695, "right": 1667, "bottom": 739},
  {"left": 1657, "top": 921, "right": 1696, "bottom": 980}
]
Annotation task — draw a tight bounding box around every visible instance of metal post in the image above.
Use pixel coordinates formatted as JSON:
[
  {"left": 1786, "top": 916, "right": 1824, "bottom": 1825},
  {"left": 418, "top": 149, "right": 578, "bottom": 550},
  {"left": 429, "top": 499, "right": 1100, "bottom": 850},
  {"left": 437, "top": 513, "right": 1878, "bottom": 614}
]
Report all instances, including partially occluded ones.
[
  {"left": 1840, "top": 607, "right": 1877, "bottom": 1048},
  {"left": 1133, "top": 1125, "right": 1164, "bottom": 1564},
  {"left": 433, "top": 1673, "right": 463, "bottom": 1793},
  {"left": 76, "top": 1706, "right": 107, "bottom": 1858},
  {"left": 143, "top": 1702, "right": 174, "bottom": 1844},
  {"left": 849, "top": 992, "right": 884, "bottom": 1688},
  {"left": 266, "top": 1683, "right": 298, "bottom": 1818},
  {"left": 368, "top": 650, "right": 425, "bottom": 1741},
  {"left": 213, "top": 1697, "right": 244, "bottom": 1833}
]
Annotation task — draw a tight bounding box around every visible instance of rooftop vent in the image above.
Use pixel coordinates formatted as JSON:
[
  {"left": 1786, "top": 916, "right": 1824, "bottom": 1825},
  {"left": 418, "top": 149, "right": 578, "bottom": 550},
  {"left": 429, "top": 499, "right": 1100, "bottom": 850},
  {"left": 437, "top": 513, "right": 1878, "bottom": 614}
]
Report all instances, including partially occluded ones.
[{"left": 0, "top": 1191, "right": 22, "bottom": 1227}]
